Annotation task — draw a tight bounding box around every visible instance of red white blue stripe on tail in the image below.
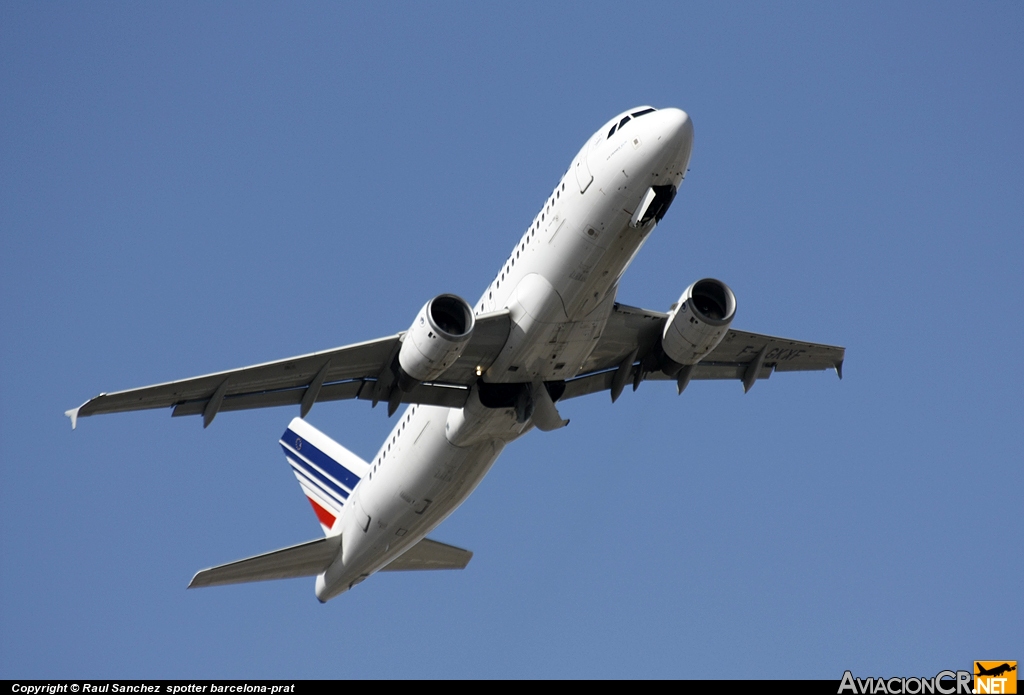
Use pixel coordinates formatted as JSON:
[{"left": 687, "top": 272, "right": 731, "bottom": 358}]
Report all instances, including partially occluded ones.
[{"left": 279, "top": 417, "right": 370, "bottom": 534}]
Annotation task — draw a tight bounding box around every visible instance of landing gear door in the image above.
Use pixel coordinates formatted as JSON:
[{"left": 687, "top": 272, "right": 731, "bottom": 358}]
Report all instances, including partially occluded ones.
[{"left": 575, "top": 139, "right": 594, "bottom": 194}]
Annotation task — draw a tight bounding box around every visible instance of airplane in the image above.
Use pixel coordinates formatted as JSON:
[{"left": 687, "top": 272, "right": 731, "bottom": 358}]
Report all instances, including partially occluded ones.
[
  {"left": 66, "top": 106, "right": 844, "bottom": 602},
  {"left": 976, "top": 663, "right": 1017, "bottom": 678}
]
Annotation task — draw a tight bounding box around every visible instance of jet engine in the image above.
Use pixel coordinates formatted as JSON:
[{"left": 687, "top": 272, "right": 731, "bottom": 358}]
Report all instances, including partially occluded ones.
[
  {"left": 397, "top": 294, "right": 475, "bottom": 390},
  {"left": 661, "top": 278, "right": 736, "bottom": 367}
]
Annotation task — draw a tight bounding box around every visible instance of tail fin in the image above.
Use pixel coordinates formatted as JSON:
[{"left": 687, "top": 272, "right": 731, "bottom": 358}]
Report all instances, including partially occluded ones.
[{"left": 279, "top": 417, "right": 370, "bottom": 534}]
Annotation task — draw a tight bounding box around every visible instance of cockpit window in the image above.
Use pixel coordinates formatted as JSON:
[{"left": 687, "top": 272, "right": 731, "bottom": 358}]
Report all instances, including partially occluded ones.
[{"left": 609, "top": 110, "right": 655, "bottom": 139}]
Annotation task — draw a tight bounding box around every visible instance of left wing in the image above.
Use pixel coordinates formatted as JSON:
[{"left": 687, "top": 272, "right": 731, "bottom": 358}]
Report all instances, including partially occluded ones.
[
  {"left": 561, "top": 303, "right": 844, "bottom": 401},
  {"left": 67, "top": 310, "right": 511, "bottom": 428}
]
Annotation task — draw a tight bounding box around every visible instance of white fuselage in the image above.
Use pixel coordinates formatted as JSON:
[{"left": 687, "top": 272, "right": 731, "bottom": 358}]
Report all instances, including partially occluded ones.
[{"left": 317, "top": 107, "right": 694, "bottom": 601}]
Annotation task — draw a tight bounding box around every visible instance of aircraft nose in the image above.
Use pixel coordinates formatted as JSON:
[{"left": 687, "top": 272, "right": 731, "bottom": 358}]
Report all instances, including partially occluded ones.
[{"left": 658, "top": 108, "right": 693, "bottom": 159}]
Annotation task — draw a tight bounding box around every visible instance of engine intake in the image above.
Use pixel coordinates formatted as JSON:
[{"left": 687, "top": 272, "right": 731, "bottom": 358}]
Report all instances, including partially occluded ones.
[
  {"left": 398, "top": 294, "right": 475, "bottom": 389},
  {"left": 661, "top": 278, "right": 736, "bottom": 368}
]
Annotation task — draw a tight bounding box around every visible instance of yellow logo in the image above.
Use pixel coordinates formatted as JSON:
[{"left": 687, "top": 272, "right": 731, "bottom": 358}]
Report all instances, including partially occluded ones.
[{"left": 975, "top": 662, "right": 1017, "bottom": 694}]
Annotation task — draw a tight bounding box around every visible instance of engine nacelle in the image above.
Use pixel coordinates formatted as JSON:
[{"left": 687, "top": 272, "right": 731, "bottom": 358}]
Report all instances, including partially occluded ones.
[
  {"left": 398, "top": 294, "right": 475, "bottom": 388},
  {"left": 661, "top": 278, "right": 736, "bottom": 367}
]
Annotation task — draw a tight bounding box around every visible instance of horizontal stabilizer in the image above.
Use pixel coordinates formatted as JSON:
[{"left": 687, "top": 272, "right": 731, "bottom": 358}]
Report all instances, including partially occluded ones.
[
  {"left": 380, "top": 537, "right": 473, "bottom": 572},
  {"left": 188, "top": 535, "right": 341, "bottom": 589}
]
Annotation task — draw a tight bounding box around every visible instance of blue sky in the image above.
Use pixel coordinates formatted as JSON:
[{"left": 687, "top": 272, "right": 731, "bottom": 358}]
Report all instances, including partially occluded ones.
[{"left": 2, "top": 2, "right": 1021, "bottom": 679}]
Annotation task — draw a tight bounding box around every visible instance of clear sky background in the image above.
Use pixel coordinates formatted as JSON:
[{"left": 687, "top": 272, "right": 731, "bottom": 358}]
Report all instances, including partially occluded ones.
[{"left": 2, "top": 2, "right": 1021, "bottom": 679}]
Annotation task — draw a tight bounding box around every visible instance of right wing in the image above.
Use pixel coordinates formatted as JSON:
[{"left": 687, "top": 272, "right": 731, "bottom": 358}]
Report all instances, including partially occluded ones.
[
  {"left": 562, "top": 302, "right": 844, "bottom": 401},
  {"left": 67, "top": 310, "right": 511, "bottom": 428}
]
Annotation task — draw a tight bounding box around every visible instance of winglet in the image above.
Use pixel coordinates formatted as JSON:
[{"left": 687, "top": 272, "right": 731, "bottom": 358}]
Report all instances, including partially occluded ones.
[
  {"left": 65, "top": 405, "right": 82, "bottom": 430},
  {"left": 64, "top": 395, "right": 98, "bottom": 430},
  {"left": 835, "top": 359, "right": 844, "bottom": 380}
]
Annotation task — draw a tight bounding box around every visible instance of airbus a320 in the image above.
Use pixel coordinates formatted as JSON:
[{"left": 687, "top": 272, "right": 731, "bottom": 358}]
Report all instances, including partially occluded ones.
[{"left": 67, "top": 106, "right": 844, "bottom": 602}]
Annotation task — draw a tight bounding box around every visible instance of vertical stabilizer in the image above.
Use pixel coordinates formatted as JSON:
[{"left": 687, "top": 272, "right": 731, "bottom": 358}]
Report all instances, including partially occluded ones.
[{"left": 279, "top": 417, "right": 370, "bottom": 534}]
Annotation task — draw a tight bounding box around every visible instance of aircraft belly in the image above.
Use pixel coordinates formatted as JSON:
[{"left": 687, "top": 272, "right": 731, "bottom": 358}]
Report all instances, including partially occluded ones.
[
  {"left": 492, "top": 208, "right": 646, "bottom": 381},
  {"left": 327, "top": 131, "right": 676, "bottom": 596},
  {"left": 319, "top": 406, "right": 505, "bottom": 599},
  {"left": 481, "top": 158, "right": 663, "bottom": 384}
]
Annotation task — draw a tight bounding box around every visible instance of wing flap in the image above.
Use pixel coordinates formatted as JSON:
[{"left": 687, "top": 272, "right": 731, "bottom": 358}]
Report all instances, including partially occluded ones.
[
  {"left": 170, "top": 379, "right": 365, "bottom": 417},
  {"left": 169, "top": 377, "right": 470, "bottom": 418},
  {"left": 379, "top": 537, "right": 473, "bottom": 572},
  {"left": 561, "top": 362, "right": 778, "bottom": 400},
  {"left": 188, "top": 535, "right": 341, "bottom": 588}
]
